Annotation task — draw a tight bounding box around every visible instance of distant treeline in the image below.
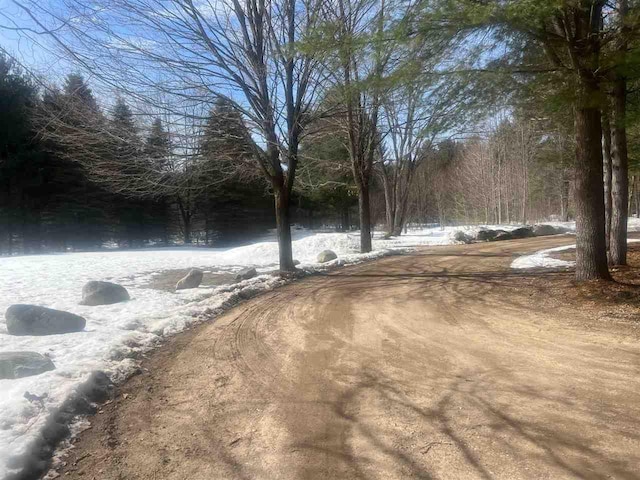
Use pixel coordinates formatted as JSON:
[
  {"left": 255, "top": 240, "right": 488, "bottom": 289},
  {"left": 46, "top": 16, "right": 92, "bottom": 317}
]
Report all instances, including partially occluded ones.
[{"left": 0, "top": 57, "right": 355, "bottom": 255}]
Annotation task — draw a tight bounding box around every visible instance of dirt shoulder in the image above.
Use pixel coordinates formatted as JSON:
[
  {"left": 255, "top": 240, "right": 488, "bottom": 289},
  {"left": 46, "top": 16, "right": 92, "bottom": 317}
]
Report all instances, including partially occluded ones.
[{"left": 54, "top": 236, "right": 640, "bottom": 480}]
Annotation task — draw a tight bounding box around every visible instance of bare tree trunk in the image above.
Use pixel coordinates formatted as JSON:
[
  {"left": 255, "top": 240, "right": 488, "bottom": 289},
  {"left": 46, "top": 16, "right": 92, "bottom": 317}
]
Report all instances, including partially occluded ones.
[
  {"left": 274, "top": 184, "right": 295, "bottom": 271},
  {"left": 381, "top": 169, "right": 395, "bottom": 234},
  {"left": 629, "top": 175, "right": 637, "bottom": 217},
  {"left": 341, "top": 205, "right": 350, "bottom": 232},
  {"left": 358, "top": 181, "right": 372, "bottom": 252},
  {"left": 609, "top": 72, "right": 629, "bottom": 266},
  {"left": 602, "top": 114, "right": 613, "bottom": 253},
  {"left": 393, "top": 183, "right": 411, "bottom": 235},
  {"left": 574, "top": 104, "right": 611, "bottom": 281},
  {"left": 561, "top": 170, "right": 570, "bottom": 222},
  {"left": 177, "top": 200, "right": 192, "bottom": 244}
]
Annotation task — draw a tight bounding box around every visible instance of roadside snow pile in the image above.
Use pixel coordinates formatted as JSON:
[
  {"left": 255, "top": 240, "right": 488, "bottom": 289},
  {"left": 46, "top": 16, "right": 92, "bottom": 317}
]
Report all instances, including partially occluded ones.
[
  {"left": 0, "top": 226, "right": 469, "bottom": 478},
  {"left": 511, "top": 237, "right": 640, "bottom": 270},
  {"left": 511, "top": 245, "right": 576, "bottom": 269}
]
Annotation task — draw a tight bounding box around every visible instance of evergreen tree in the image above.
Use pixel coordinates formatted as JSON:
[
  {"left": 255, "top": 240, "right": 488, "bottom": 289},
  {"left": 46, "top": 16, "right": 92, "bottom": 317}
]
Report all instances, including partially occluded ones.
[{"left": 145, "top": 117, "right": 172, "bottom": 169}]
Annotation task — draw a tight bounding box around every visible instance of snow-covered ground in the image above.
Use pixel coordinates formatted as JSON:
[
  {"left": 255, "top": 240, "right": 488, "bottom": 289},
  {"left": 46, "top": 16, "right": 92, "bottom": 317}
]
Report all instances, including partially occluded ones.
[{"left": 0, "top": 225, "right": 491, "bottom": 478}]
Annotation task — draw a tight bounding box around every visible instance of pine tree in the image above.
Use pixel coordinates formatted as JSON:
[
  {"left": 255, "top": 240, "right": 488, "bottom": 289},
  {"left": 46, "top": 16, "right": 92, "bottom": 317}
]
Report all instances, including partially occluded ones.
[{"left": 145, "top": 117, "right": 171, "bottom": 169}]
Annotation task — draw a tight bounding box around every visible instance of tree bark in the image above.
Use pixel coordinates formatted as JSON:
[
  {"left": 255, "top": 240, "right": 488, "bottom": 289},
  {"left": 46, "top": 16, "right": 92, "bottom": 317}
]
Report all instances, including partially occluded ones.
[
  {"left": 602, "top": 114, "right": 613, "bottom": 253},
  {"left": 358, "top": 181, "right": 372, "bottom": 253},
  {"left": 609, "top": 75, "right": 629, "bottom": 266},
  {"left": 340, "top": 205, "right": 350, "bottom": 232},
  {"left": 381, "top": 169, "right": 395, "bottom": 234},
  {"left": 274, "top": 185, "right": 296, "bottom": 272},
  {"left": 561, "top": 169, "right": 570, "bottom": 222},
  {"left": 574, "top": 104, "right": 611, "bottom": 281},
  {"left": 177, "top": 200, "right": 192, "bottom": 244}
]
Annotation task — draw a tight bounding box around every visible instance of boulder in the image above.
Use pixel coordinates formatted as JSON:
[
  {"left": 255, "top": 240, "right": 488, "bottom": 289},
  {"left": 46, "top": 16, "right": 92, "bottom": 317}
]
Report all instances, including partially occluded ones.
[
  {"left": 533, "top": 224, "right": 561, "bottom": 237},
  {"left": 317, "top": 250, "right": 338, "bottom": 263},
  {"left": 0, "top": 351, "right": 55, "bottom": 379},
  {"left": 6, "top": 305, "right": 86, "bottom": 336},
  {"left": 293, "top": 260, "right": 301, "bottom": 266},
  {"left": 235, "top": 267, "right": 257, "bottom": 281},
  {"left": 494, "top": 231, "right": 513, "bottom": 241},
  {"left": 80, "top": 281, "right": 130, "bottom": 306},
  {"left": 476, "top": 230, "right": 498, "bottom": 242},
  {"left": 454, "top": 231, "right": 473, "bottom": 244},
  {"left": 510, "top": 227, "right": 535, "bottom": 239},
  {"left": 176, "top": 269, "right": 204, "bottom": 290}
]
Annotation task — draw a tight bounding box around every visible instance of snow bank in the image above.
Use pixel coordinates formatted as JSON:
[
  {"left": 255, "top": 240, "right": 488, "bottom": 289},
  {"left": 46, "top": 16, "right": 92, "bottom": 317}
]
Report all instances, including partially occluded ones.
[{"left": 511, "top": 245, "right": 575, "bottom": 269}]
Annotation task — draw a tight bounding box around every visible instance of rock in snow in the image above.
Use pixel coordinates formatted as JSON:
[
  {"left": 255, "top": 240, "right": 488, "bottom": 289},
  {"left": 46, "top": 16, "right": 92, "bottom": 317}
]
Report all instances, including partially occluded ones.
[
  {"left": 533, "top": 224, "right": 562, "bottom": 236},
  {"left": 510, "top": 227, "right": 535, "bottom": 239},
  {"left": 176, "top": 269, "right": 204, "bottom": 290},
  {"left": 5, "top": 304, "right": 86, "bottom": 336},
  {"left": 454, "top": 231, "right": 474, "bottom": 244},
  {"left": 235, "top": 267, "right": 257, "bottom": 281},
  {"left": 0, "top": 351, "right": 55, "bottom": 379},
  {"left": 317, "top": 250, "right": 338, "bottom": 263},
  {"left": 476, "top": 230, "right": 499, "bottom": 241},
  {"left": 80, "top": 281, "right": 130, "bottom": 306},
  {"left": 493, "top": 231, "right": 513, "bottom": 241}
]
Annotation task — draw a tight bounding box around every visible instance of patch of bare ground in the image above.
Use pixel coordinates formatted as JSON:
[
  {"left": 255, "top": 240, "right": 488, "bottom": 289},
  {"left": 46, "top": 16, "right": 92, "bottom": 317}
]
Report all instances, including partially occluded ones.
[{"left": 534, "top": 243, "right": 640, "bottom": 326}]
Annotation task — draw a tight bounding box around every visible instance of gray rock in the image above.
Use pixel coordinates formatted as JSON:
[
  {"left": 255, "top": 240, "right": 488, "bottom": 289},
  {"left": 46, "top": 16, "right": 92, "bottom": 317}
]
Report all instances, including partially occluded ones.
[
  {"left": 235, "top": 267, "right": 257, "bottom": 282},
  {"left": 80, "top": 281, "right": 130, "bottom": 306},
  {"left": 317, "top": 250, "right": 338, "bottom": 263},
  {"left": 494, "top": 231, "right": 513, "bottom": 241},
  {"left": 293, "top": 259, "right": 301, "bottom": 266},
  {"left": 6, "top": 305, "right": 86, "bottom": 336},
  {"left": 0, "top": 351, "right": 55, "bottom": 379},
  {"left": 533, "top": 224, "right": 561, "bottom": 236},
  {"left": 454, "top": 231, "right": 473, "bottom": 244},
  {"left": 476, "top": 230, "right": 498, "bottom": 241},
  {"left": 510, "top": 227, "right": 535, "bottom": 239},
  {"left": 176, "top": 269, "right": 204, "bottom": 290}
]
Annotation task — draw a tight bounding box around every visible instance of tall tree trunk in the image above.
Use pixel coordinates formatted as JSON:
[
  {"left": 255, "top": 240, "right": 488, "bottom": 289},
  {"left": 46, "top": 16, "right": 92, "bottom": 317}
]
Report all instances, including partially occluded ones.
[
  {"left": 381, "top": 170, "right": 395, "bottom": 234},
  {"left": 602, "top": 114, "right": 613, "bottom": 252},
  {"left": 358, "top": 181, "right": 372, "bottom": 252},
  {"left": 274, "top": 184, "right": 295, "bottom": 272},
  {"left": 393, "top": 184, "right": 411, "bottom": 236},
  {"left": 609, "top": 78, "right": 629, "bottom": 266},
  {"left": 341, "top": 205, "right": 350, "bottom": 232},
  {"left": 561, "top": 169, "right": 570, "bottom": 222},
  {"left": 177, "top": 203, "right": 192, "bottom": 244},
  {"left": 574, "top": 104, "right": 611, "bottom": 281}
]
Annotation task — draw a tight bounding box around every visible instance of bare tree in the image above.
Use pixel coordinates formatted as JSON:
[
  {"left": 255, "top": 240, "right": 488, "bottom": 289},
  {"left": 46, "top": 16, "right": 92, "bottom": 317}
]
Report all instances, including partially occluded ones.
[
  {"left": 318, "top": 0, "right": 392, "bottom": 252},
  {"left": 379, "top": 71, "right": 468, "bottom": 235},
  {"left": 15, "top": 0, "right": 325, "bottom": 271}
]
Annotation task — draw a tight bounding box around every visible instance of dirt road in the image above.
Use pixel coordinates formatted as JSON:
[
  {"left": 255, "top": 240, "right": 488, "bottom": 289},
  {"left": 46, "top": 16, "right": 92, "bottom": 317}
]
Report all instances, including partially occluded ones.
[{"left": 58, "top": 236, "right": 640, "bottom": 479}]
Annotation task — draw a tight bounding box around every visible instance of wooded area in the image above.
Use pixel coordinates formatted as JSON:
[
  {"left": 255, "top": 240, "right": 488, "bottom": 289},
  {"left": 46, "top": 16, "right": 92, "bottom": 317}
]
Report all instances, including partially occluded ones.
[{"left": 1, "top": 0, "right": 640, "bottom": 281}]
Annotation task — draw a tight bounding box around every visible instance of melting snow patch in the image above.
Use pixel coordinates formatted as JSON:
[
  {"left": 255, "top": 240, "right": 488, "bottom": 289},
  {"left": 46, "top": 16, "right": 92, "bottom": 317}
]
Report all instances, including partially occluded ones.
[
  {"left": 511, "top": 245, "right": 576, "bottom": 269},
  {"left": 511, "top": 237, "right": 640, "bottom": 270}
]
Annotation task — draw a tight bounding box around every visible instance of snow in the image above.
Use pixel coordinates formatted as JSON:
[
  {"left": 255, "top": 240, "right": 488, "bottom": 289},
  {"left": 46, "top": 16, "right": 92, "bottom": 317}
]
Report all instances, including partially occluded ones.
[
  {"left": 0, "top": 225, "right": 476, "bottom": 478},
  {"left": 511, "top": 245, "right": 576, "bottom": 269},
  {"left": 510, "top": 218, "right": 640, "bottom": 270}
]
